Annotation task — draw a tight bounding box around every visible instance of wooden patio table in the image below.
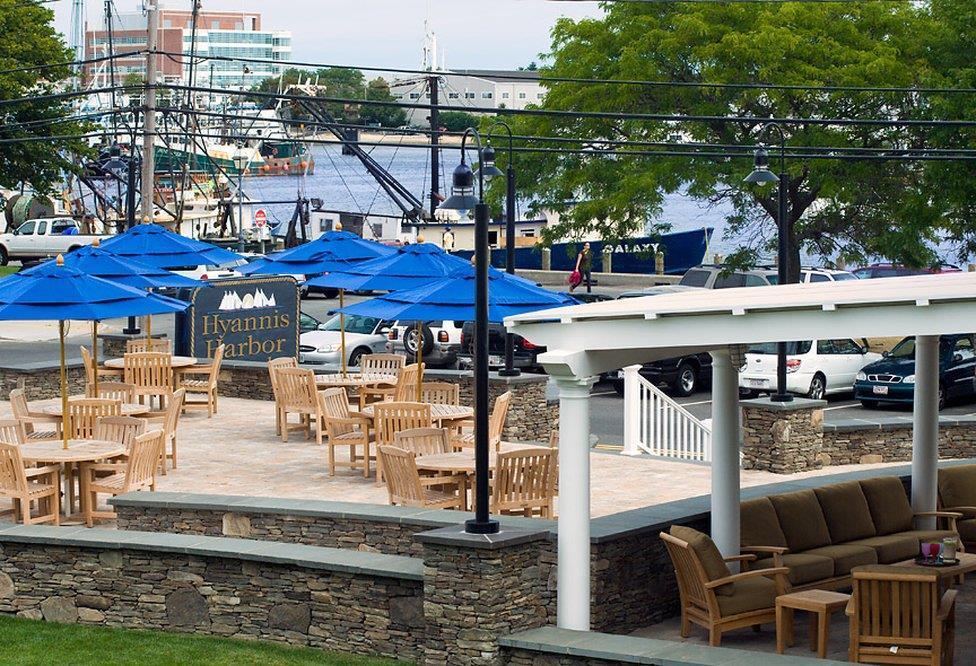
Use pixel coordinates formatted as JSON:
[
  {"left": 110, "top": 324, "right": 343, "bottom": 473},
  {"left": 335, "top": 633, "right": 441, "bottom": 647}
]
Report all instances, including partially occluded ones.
[
  {"left": 775, "top": 589, "right": 851, "bottom": 658},
  {"left": 103, "top": 355, "right": 199, "bottom": 370},
  {"left": 39, "top": 401, "right": 151, "bottom": 417},
  {"left": 414, "top": 442, "right": 541, "bottom": 510},
  {"left": 315, "top": 373, "right": 397, "bottom": 389},
  {"left": 891, "top": 551, "right": 976, "bottom": 586},
  {"left": 360, "top": 403, "right": 474, "bottom": 427}
]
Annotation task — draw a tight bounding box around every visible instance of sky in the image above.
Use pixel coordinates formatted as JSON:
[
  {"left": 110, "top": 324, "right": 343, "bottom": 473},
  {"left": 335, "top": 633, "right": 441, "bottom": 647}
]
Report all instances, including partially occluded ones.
[{"left": 53, "top": 1, "right": 604, "bottom": 71}]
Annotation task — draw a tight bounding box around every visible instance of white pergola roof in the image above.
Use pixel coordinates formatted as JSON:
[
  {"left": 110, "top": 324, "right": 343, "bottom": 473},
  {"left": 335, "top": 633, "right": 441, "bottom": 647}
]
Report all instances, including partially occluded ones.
[{"left": 506, "top": 272, "right": 976, "bottom": 378}]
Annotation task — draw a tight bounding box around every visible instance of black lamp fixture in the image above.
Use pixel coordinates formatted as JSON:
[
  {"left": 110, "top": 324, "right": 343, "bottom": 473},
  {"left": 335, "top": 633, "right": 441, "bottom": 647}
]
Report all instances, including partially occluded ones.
[
  {"left": 744, "top": 124, "right": 793, "bottom": 403},
  {"left": 437, "top": 127, "right": 500, "bottom": 535}
]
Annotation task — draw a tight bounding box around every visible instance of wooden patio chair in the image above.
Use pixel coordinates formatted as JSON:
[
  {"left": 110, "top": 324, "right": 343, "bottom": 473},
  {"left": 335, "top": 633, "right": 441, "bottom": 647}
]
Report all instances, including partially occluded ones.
[
  {"left": 373, "top": 401, "right": 432, "bottom": 484},
  {"left": 66, "top": 398, "right": 122, "bottom": 440},
  {"left": 491, "top": 447, "right": 557, "bottom": 518},
  {"left": 275, "top": 367, "right": 325, "bottom": 444},
  {"left": 660, "top": 527, "right": 789, "bottom": 647},
  {"left": 0, "top": 420, "right": 27, "bottom": 446},
  {"left": 394, "top": 427, "right": 451, "bottom": 456},
  {"left": 126, "top": 338, "right": 171, "bottom": 354},
  {"left": 93, "top": 415, "right": 146, "bottom": 454},
  {"left": 319, "top": 388, "right": 371, "bottom": 477},
  {"left": 81, "top": 429, "right": 165, "bottom": 527},
  {"left": 360, "top": 353, "right": 405, "bottom": 379},
  {"left": 847, "top": 566, "right": 956, "bottom": 665},
  {"left": 177, "top": 344, "right": 224, "bottom": 417},
  {"left": 360, "top": 362, "right": 423, "bottom": 409},
  {"left": 123, "top": 351, "right": 173, "bottom": 410},
  {"left": 0, "top": 442, "right": 60, "bottom": 526},
  {"left": 453, "top": 390, "right": 512, "bottom": 452},
  {"left": 377, "top": 445, "right": 463, "bottom": 509},
  {"left": 81, "top": 345, "right": 122, "bottom": 385},
  {"left": 144, "top": 388, "right": 184, "bottom": 473},
  {"left": 268, "top": 357, "right": 298, "bottom": 435},
  {"left": 420, "top": 382, "right": 460, "bottom": 405},
  {"left": 86, "top": 381, "right": 136, "bottom": 402},
  {"left": 9, "top": 389, "right": 61, "bottom": 441}
]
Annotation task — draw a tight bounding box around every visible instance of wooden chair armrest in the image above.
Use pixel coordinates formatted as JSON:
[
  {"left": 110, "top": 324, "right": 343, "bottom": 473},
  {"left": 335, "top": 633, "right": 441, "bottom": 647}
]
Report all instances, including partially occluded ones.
[
  {"left": 944, "top": 505, "right": 976, "bottom": 518},
  {"left": 84, "top": 463, "right": 125, "bottom": 473},
  {"left": 328, "top": 416, "right": 366, "bottom": 428},
  {"left": 704, "top": 567, "right": 790, "bottom": 589},
  {"left": 938, "top": 589, "right": 958, "bottom": 621},
  {"left": 915, "top": 510, "right": 964, "bottom": 519},
  {"left": 176, "top": 366, "right": 211, "bottom": 376},
  {"left": 23, "top": 414, "right": 62, "bottom": 425},
  {"left": 723, "top": 554, "right": 757, "bottom": 563},
  {"left": 24, "top": 464, "right": 61, "bottom": 478},
  {"left": 740, "top": 545, "right": 789, "bottom": 554},
  {"left": 845, "top": 597, "right": 856, "bottom": 617},
  {"left": 419, "top": 474, "right": 464, "bottom": 487}
]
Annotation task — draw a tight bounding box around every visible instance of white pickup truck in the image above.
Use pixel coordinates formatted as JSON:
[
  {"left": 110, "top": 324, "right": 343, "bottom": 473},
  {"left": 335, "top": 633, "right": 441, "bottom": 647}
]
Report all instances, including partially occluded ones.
[{"left": 0, "top": 218, "right": 108, "bottom": 265}]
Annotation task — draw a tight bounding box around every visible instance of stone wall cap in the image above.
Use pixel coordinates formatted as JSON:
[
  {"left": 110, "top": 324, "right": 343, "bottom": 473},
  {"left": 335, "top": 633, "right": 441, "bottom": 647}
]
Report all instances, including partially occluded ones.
[
  {"left": 415, "top": 524, "right": 550, "bottom": 550},
  {"left": 823, "top": 415, "right": 976, "bottom": 431},
  {"left": 0, "top": 525, "right": 423, "bottom": 581},
  {"left": 99, "top": 332, "right": 166, "bottom": 341},
  {"left": 0, "top": 358, "right": 84, "bottom": 372},
  {"left": 499, "top": 627, "right": 839, "bottom": 664},
  {"left": 741, "top": 397, "right": 827, "bottom": 412}
]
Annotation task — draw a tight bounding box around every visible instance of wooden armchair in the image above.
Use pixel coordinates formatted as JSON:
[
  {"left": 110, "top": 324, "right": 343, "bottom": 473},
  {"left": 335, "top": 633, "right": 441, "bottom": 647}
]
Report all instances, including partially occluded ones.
[
  {"left": 9, "top": 389, "right": 61, "bottom": 441},
  {"left": 491, "top": 448, "right": 556, "bottom": 518},
  {"left": 847, "top": 566, "right": 956, "bottom": 665},
  {"left": 319, "top": 388, "right": 371, "bottom": 477},
  {"left": 276, "top": 367, "right": 326, "bottom": 444},
  {"left": 0, "top": 442, "right": 60, "bottom": 526},
  {"left": 81, "top": 345, "right": 122, "bottom": 384},
  {"left": 0, "top": 420, "right": 27, "bottom": 446},
  {"left": 126, "top": 338, "right": 171, "bottom": 353},
  {"left": 373, "top": 402, "right": 432, "bottom": 484},
  {"left": 377, "top": 445, "right": 463, "bottom": 509},
  {"left": 268, "top": 357, "right": 298, "bottom": 435},
  {"left": 661, "top": 527, "right": 789, "bottom": 647},
  {"left": 394, "top": 427, "right": 451, "bottom": 456},
  {"left": 93, "top": 416, "right": 146, "bottom": 454},
  {"left": 453, "top": 390, "right": 512, "bottom": 451},
  {"left": 420, "top": 382, "right": 460, "bottom": 405},
  {"left": 177, "top": 344, "right": 224, "bottom": 417},
  {"left": 67, "top": 398, "right": 122, "bottom": 439},
  {"left": 360, "top": 353, "right": 405, "bottom": 379},
  {"left": 86, "top": 381, "right": 136, "bottom": 402},
  {"left": 82, "top": 429, "right": 165, "bottom": 527},
  {"left": 360, "top": 362, "right": 423, "bottom": 409},
  {"left": 123, "top": 351, "right": 173, "bottom": 410},
  {"left": 144, "top": 388, "right": 185, "bottom": 472}
]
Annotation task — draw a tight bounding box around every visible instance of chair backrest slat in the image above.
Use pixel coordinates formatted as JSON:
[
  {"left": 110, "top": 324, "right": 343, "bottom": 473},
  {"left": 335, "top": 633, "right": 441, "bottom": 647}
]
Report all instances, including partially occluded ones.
[
  {"left": 207, "top": 344, "right": 225, "bottom": 387},
  {"left": 93, "top": 416, "right": 146, "bottom": 452},
  {"left": 851, "top": 568, "right": 941, "bottom": 648},
  {"left": 123, "top": 352, "right": 173, "bottom": 395},
  {"left": 320, "top": 388, "right": 355, "bottom": 438},
  {"left": 0, "top": 420, "right": 27, "bottom": 446},
  {"left": 393, "top": 364, "right": 424, "bottom": 402},
  {"left": 660, "top": 532, "right": 714, "bottom": 614},
  {"left": 9, "top": 389, "right": 30, "bottom": 420},
  {"left": 360, "top": 353, "right": 405, "bottom": 379},
  {"left": 377, "top": 445, "right": 426, "bottom": 506},
  {"left": 374, "top": 402, "right": 432, "bottom": 447},
  {"left": 0, "top": 442, "right": 28, "bottom": 495},
  {"left": 67, "top": 398, "right": 122, "bottom": 440},
  {"left": 268, "top": 357, "right": 298, "bottom": 401},
  {"left": 126, "top": 338, "right": 171, "bottom": 354},
  {"left": 80, "top": 346, "right": 97, "bottom": 385},
  {"left": 489, "top": 391, "right": 513, "bottom": 448},
  {"left": 394, "top": 427, "right": 450, "bottom": 456},
  {"left": 164, "top": 389, "right": 186, "bottom": 442},
  {"left": 492, "top": 448, "right": 555, "bottom": 516},
  {"left": 86, "top": 381, "right": 136, "bottom": 402},
  {"left": 420, "top": 382, "right": 460, "bottom": 406},
  {"left": 275, "top": 367, "right": 318, "bottom": 411},
  {"left": 125, "top": 429, "right": 165, "bottom": 490}
]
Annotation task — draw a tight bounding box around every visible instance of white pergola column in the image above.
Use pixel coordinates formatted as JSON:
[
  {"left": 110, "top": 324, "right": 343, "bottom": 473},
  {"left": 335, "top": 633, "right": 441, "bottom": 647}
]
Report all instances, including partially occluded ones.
[
  {"left": 912, "top": 335, "right": 940, "bottom": 527},
  {"left": 709, "top": 348, "right": 741, "bottom": 559},
  {"left": 555, "top": 375, "right": 596, "bottom": 631}
]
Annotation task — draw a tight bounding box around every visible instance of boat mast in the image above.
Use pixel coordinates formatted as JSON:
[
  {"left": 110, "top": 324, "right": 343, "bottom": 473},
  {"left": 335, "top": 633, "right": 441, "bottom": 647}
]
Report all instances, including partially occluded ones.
[{"left": 424, "top": 13, "right": 440, "bottom": 222}]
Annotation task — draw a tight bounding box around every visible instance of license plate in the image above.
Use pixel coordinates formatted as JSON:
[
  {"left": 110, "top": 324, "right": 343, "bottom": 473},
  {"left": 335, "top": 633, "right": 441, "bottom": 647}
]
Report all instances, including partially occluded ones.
[
  {"left": 489, "top": 355, "right": 503, "bottom": 366},
  {"left": 873, "top": 385, "right": 889, "bottom": 395},
  {"left": 748, "top": 379, "right": 767, "bottom": 387}
]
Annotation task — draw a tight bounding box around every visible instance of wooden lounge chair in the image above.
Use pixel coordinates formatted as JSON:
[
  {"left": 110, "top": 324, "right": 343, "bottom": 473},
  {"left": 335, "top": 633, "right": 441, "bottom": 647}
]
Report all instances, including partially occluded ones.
[
  {"left": 9, "top": 389, "right": 61, "bottom": 441},
  {"left": 268, "top": 357, "right": 298, "bottom": 435},
  {"left": 847, "top": 566, "right": 956, "bottom": 665},
  {"left": 360, "top": 362, "right": 423, "bottom": 409},
  {"left": 81, "top": 429, "right": 165, "bottom": 527},
  {"left": 453, "top": 391, "right": 512, "bottom": 452},
  {"left": 0, "top": 420, "right": 27, "bottom": 446},
  {"left": 86, "top": 381, "right": 136, "bottom": 402},
  {"left": 492, "top": 447, "right": 556, "bottom": 518},
  {"left": 373, "top": 402, "right": 432, "bottom": 484},
  {"left": 661, "top": 526, "right": 789, "bottom": 647},
  {"left": 126, "top": 338, "right": 171, "bottom": 354},
  {"left": 177, "top": 344, "right": 224, "bottom": 417},
  {"left": 420, "top": 382, "right": 460, "bottom": 405},
  {"left": 377, "top": 445, "right": 463, "bottom": 509},
  {"left": 276, "top": 367, "right": 326, "bottom": 444},
  {"left": 0, "top": 441, "right": 60, "bottom": 526},
  {"left": 123, "top": 351, "right": 173, "bottom": 410},
  {"left": 319, "top": 388, "right": 371, "bottom": 477}
]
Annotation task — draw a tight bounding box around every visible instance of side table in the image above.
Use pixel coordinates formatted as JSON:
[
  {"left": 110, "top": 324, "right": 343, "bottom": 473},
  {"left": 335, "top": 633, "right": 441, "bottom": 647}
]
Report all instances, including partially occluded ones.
[{"left": 775, "top": 589, "right": 851, "bottom": 658}]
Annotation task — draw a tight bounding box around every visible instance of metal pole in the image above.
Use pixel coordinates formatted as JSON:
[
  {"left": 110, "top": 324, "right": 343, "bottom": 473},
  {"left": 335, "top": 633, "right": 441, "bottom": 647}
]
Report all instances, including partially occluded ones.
[
  {"left": 140, "top": 1, "right": 158, "bottom": 222},
  {"left": 237, "top": 165, "right": 245, "bottom": 253},
  {"left": 123, "top": 131, "right": 141, "bottom": 335},
  {"left": 339, "top": 289, "right": 347, "bottom": 377},
  {"left": 59, "top": 320, "right": 69, "bottom": 450},
  {"left": 771, "top": 137, "right": 792, "bottom": 402},
  {"left": 428, "top": 75, "right": 439, "bottom": 221},
  {"left": 92, "top": 321, "right": 99, "bottom": 397},
  {"left": 498, "top": 152, "right": 520, "bottom": 377}
]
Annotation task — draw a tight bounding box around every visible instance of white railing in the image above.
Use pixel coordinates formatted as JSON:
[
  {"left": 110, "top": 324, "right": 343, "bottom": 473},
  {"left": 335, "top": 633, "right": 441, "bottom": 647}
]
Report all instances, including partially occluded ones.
[{"left": 621, "top": 365, "right": 712, "bottom": 461}]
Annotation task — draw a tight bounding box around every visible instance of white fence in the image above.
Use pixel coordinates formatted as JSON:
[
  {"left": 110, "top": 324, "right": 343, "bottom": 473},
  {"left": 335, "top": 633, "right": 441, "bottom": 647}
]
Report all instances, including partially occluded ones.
[{"left": 621, "top": 365, "right": 712, "bottom": 461}]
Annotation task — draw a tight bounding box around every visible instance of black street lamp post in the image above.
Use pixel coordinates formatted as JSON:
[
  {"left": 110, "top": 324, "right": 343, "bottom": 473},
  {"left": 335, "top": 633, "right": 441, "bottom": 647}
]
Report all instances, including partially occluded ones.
[
  {"left": 479, "top": 122, "right": 520, "bottom": 377},
  {"left": 745, "top": 122, "right": 792, "bottom": 403},
  {"left": 439, "top": 128, "right": 500, "bottom": 535}
]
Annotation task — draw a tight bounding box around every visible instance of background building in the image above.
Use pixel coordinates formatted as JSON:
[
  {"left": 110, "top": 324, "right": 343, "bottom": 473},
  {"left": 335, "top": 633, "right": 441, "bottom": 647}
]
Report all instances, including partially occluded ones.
[
  {"left": 84, "top": 8, "right": 291, "bottom": 89},
  {"left": 390, "top": 70, "right": 544, "bottom": 125}
]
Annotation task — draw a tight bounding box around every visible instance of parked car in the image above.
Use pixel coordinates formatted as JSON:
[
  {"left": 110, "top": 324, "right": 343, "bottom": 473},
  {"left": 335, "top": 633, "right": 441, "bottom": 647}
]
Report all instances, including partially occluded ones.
[
  {"left": 854, "top": 334, "right": 976, "bottom": 409},
  {"left": 615, "top": 285, "right": 704, "bottom": 300},
  {"left": 679, "top": 264, "right": 856, "bottom": 288},
  {"left": 557, "top": 291, "right": 613, "bottom": 304},
  {"left": 0, "top": 217, "right": 107, "bottom": 265},
  {"left": 299, "top": 311, "right": 322, "bottom": 334},
  {"left": 458, "top": 321, "right": 546, "bottom": 372},
  {"left": 171, "top": 257, "right": 250, "bottom": 281},
  {"left": 299, "top": 314, "right": 392, "bottom": 366},
  {"left": 852, "top": 263, "right": 962, "bottom": 279},
  {"left": 740, "top": 339, "right": 881, "bottom": 400},
  {"left": 386, "top": 320, "right": 462, "bottom": 368}
]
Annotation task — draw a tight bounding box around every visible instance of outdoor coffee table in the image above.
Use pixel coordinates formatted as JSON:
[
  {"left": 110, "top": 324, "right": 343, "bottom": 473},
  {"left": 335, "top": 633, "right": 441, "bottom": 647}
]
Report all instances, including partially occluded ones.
[
  {"left": 415, "top": 443, "right": 541, "bottom": 510},
  {"left": 775, "top": 589, "right": 851, "bottom": 658},
  {"left": 19, "top": 439, "right": 126, "bottom": 522},
  {"left": 103, "top": 355, "right": 199, "bottom": 370},
  {"left": 39, "top": 401, "right": 151, "bottom": 417},
  {"left": 892, "top": 551, "right": 976, "bottom": 586}
]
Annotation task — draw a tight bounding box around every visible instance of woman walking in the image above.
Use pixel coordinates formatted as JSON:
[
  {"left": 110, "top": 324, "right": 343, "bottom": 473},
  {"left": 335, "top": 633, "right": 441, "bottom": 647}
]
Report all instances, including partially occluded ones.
[{"left": 570, "top": 242, "right": 592, "bottom": 293}]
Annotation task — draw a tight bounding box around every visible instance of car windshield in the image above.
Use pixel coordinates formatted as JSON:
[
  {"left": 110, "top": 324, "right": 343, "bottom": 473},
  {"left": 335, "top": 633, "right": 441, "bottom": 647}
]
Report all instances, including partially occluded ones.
[
  {"left": 321, "top": 315, "right": 383, "bottom": 335},
  {"left": 889, "top": 338, "right": 916, "bottom": 358},
  {"left": 679, "top": 269, "right": 711, "bottom": 287},
  {"left": 748, "top": 341, "right": 812, "bottom": 355},
  {"left": 765, "top": 274, "right": 779, "bottom": 285}
]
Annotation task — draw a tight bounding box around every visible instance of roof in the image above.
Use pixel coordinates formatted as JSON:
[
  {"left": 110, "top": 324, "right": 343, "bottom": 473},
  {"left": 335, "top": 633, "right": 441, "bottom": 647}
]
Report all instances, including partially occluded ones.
[
  {"left": 505, "top": 272, "right": 976, "bottom": 377},
  {"left": 449, "top": 69, "right": 541, "bottom": 82}
]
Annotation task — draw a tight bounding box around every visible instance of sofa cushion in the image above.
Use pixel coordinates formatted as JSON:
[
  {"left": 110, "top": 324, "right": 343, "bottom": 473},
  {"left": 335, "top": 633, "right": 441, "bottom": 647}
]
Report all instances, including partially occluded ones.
[
  {"left": 715, "top": 575, "right": 779, "bottom": 617},
  {"left": 939, "top": 465, "right": 976, "bottom": 509},
  {"left": 669, "top": 525, "right": 734, "bottom": 596},
  {"left": 805, "top": 544, "right": 878, "bottom": 576},
  {"left": 815, "top": 481, "right": 877, "bottom": 543},
  {"left": 957, "top": 519, "right": 976, "bottom": 545},
  {"left": 740, "top": 498, "right": 788, "bottom": 549},
  {"left": 753, "top": 553, "right": 835, "bottom": 586},
  {"left": 846, "top": 535, "right": 918, "bottom": 564},
  {"left": 859, "top": 477, "right": 914, "bottom": 535},
  {"left": 768, "top": 490, "right": 832, "bottom": 552}
]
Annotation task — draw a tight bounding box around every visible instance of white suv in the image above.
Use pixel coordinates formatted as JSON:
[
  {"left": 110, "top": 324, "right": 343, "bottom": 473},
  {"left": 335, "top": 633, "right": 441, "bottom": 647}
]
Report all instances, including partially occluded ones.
[
  {"left": 739, "top": 339, "right": 881, "bottom": 399},
  {"left": 386, "top": 320, "right": 462, "bottom": 368},
  {"left": 679, "top": 265, "right": 856, "bottom": 288}
]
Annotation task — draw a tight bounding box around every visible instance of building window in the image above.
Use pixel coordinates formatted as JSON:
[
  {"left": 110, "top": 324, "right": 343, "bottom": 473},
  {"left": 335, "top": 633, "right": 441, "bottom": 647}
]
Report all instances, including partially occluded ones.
[
  {"left": 501, "top": 92, "right": 510, "bottom": 99},
  {"left": 482, "top": 91, "right": 492, "bottom": 99},
  {"left": 536, "top": 92, "right": 544, "bottom": 99},
  {"left": 518, "top": 92, "right": 527, "bottom": 99},
  {"left": 409, "top": 93, "right": 421, "bottom": 99},
  {"left": 448, "top": 92, "right": 459, "bottom": 99},
  {"left": 465, "top": 92, "right": 476, "bottom": 99}
]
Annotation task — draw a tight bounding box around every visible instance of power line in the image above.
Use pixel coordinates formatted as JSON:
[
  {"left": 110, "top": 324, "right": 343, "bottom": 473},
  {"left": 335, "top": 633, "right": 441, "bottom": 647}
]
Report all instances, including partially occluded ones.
[{"left": 0, "top": 50, "right": 141, "bottom": 77}]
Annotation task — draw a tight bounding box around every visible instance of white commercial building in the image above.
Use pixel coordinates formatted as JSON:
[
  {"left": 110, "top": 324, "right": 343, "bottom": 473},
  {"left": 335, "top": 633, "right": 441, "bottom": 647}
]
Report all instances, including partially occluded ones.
[{"left": 390, "top": 70, "right": 545, "bottom": 126}]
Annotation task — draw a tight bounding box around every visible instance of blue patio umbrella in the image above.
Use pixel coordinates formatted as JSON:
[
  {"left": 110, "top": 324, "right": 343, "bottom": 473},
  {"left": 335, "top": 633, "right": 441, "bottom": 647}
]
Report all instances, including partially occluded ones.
[
  {"left": 0, "top": 256, "right": 189, "bottom": 449},
  {"left": 98, "top": 223, "right": 243, "bottom": 270}
]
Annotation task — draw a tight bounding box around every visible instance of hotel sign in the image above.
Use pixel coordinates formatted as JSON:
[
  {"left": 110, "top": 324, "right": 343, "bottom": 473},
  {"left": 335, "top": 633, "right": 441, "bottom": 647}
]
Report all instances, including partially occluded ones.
[{"left": 182, "top": 276, "right": 299, "bottom": 361}]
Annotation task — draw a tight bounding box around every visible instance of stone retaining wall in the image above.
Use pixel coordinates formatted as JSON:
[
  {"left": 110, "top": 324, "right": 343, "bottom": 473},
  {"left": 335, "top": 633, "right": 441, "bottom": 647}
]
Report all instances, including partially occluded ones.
[
  {"left": 823, "top": 419, "right": 976, "bottom": 465},
  {"left": 0, "top": 363, "right": 85, "bottom": 401},
  {"left": 741, "top": 398, "right": 825, "bottom": 473},
  {"left": 0, "top": 526, "right": 424, "bottom": 661}
]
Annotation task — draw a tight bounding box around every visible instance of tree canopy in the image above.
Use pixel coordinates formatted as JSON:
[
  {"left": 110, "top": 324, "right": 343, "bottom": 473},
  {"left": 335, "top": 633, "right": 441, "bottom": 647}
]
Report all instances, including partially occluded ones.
[
  {"left": 0, "top": 0, "right": 92, "bottom": 194},
  {"left": 503, "top": 0, "right": 976, "bottom": 271}
]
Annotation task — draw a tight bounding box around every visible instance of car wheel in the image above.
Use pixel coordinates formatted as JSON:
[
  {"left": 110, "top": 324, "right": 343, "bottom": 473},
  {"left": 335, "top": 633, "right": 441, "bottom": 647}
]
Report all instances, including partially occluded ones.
[
  {"left": 860, "top": 399, "right": 879, "bottom": 409},
  {"left": 807, "top": 374, "right": 827, "bottom": 400},
  {"left": 405, "top": 324, "right": 434, "bottom": 359},
  {"left": 0, "top": 246, "right": 8, "bottom": 266},
  {"left": 349, "top": 347, "right": 368, "bottom": 367},
  {"left": 939, "top": 383, "right": 946, "bottom": 411},
  {"left": 612, "top": 380, "right": 624, "bottom": 396},
  {"left": 672, "top": 363, "right": 698, "bottom": 397}
]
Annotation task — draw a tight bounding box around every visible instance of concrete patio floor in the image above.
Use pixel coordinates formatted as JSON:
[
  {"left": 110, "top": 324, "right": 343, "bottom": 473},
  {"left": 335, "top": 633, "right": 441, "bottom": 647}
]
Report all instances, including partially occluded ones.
[{"left": 0, "top": 396, "right": 904, "bottom": 517}]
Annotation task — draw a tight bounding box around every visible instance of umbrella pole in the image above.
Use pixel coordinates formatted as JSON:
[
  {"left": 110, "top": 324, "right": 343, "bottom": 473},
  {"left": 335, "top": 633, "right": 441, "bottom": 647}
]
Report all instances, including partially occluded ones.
[
  {"left": 146, "top": 314, "right": 152, "bottom": 344},
  {"left": 339, "top": 289, "right": 347, "bottom": 377},
  {"left": 416, "top": 321, "right": 423, "bottom": 402},
  {"left": 59, "top": 321, "right": 69, "bottom": 451},
  {"left": 92, "top": 321, "right": 99, "bottom": 396}
]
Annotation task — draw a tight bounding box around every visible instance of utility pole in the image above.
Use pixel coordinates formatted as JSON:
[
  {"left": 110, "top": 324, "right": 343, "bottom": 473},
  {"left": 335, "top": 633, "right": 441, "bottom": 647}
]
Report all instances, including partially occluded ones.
[
  {"left": 140, "top": 1, "right": 159, "bottom": 224},
  {"left": 428, "top": 74, "right": 439, "bottom": 221}
]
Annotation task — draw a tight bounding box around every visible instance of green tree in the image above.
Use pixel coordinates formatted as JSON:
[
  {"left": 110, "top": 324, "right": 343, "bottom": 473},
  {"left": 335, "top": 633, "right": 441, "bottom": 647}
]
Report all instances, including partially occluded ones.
[
  {"left": 438, "top": 111, "right": 480, "bottom": 132},
  {"left": 507, "top": 2, "right": 966, "bottom": 271},
  {"left": 0, "top": 0, "right": 92, "bottom": 195}
]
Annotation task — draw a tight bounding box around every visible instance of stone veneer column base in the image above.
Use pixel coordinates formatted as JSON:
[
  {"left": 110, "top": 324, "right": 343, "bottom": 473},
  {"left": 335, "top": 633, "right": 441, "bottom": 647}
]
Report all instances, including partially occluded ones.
[{"left": 741, "top": 397, "right": 826, "bottom": 473}]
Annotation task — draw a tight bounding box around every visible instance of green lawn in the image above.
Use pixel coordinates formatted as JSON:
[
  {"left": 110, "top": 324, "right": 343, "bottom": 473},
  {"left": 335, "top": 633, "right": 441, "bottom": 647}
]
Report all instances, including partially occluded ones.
[
  {"left": 0, "top": 266, "right": 17, "bottom": 277},
  {"left": 0, "top": 616, "right": 404, "bottom": 666}
]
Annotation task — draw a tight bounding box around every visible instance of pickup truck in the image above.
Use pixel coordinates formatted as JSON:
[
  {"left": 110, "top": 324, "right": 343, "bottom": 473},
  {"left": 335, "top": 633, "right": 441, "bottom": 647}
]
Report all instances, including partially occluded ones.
[{"left": 0, "top": 218, "right": 107, "bottom": 265}]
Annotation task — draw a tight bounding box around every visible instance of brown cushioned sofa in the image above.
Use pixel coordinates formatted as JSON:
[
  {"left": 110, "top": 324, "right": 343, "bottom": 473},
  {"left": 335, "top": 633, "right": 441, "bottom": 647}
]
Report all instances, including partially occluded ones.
[
  {"left": 741, "top": 476, "right": 960, "bottom": 590},
  {"left": 938, "top": 464, "right": 976, "bottom": 549}
]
